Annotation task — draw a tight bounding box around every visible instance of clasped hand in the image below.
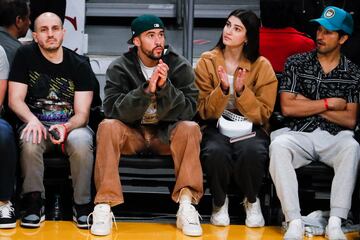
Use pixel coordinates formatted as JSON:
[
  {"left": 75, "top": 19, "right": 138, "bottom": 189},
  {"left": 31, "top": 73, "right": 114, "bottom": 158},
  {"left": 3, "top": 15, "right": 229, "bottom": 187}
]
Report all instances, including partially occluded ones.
[{"left": 146, "top": 59, "right": 169, "bottom": 94}]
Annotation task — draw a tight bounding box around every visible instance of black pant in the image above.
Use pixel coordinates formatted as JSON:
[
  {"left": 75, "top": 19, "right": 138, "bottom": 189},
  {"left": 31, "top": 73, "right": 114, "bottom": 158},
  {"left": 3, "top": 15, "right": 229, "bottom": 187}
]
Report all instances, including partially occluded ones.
[
  {"left": 200, "top": 125, "right": 269, "bottom": 207},
  {"left": 0, "top": 118, "right": 17, "bottom": 201}
]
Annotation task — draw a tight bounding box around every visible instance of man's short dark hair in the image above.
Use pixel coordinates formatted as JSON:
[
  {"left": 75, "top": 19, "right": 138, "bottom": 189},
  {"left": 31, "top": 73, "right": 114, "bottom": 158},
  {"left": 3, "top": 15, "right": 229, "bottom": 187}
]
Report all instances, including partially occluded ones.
[{"left": 0, "top": 0, "right": 29, "bottom": 27}]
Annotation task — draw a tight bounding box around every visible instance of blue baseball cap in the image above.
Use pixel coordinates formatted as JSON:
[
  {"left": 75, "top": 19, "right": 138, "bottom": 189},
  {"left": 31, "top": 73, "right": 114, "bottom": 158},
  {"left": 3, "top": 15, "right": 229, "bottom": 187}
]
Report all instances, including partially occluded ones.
[{"left": 310, "top": 6, "right": 353, "bottom": 35}]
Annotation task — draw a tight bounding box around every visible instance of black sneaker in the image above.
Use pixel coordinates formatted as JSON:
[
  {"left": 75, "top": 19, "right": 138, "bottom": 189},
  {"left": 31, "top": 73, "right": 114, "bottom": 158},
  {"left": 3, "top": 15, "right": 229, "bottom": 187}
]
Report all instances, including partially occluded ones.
[
  {"left": 73, "top": 202, "right": 93, "bottom": 229},
  {"left": 0, "top": 201, "right": 16, "bottom": 228},
  {"left": 21, "top": 192, "right": 45, "bottom": 228}
]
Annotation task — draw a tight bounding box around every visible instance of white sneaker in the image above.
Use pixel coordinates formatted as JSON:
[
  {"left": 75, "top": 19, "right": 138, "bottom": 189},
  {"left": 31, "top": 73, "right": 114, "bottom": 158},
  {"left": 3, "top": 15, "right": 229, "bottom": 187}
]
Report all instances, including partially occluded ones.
[
  {"left": 0, "top": 202, "right": 16, "bottom": 229},
  {"left": 90, "top": 204, "right": 114, "bottom": 236},
  {"left": 284, "top": 219, "right": 304, "bottom": 240},
  {"left": 244, "top": 198, "right": 265, "bottom": 227},
  {"left": 210, "top": 196, "right": 230, "bottom": 226},
  {"left": 176, "top": 204, "right": 202, "bottom": 236},
  {"left": 325, "top": 225, "right": 347, "bottom": 240}
]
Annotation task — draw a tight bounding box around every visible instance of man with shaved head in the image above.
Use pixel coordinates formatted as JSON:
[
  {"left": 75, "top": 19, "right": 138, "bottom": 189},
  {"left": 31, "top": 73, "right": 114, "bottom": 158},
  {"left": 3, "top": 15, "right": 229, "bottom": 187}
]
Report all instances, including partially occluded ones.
[{"left": 8, "top": 12, "right": 95, "bottom": 229}]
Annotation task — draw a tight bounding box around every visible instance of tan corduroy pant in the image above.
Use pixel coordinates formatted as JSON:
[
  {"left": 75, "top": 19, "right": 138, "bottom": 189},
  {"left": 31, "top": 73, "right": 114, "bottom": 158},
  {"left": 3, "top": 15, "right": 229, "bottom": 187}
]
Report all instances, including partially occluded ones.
[{"left": 94, "top": 119, "right": 203, "bottom": 206}]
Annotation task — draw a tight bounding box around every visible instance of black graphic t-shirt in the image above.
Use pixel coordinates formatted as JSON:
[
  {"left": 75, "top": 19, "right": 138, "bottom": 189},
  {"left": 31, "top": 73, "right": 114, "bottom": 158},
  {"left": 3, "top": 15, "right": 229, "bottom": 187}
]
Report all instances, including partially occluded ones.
[
  {"left": 9, "top": 43, "right": 94, "bottom": 125},
  {"left": 279, "top": 50, "right": 360, "bottom": 135}
]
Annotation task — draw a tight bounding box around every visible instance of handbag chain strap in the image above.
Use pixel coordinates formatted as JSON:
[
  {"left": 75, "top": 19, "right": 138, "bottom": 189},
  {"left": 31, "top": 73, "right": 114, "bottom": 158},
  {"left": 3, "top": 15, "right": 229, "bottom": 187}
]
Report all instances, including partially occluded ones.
[{"left": 222, "top": 110, "right": 247, "bottom": 122}]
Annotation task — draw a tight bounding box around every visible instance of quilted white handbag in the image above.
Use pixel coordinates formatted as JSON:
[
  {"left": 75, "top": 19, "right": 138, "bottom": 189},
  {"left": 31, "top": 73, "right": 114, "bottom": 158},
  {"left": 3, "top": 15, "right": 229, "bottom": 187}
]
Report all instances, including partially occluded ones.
[{"left": 217, "top": 110, "right": 253, "bottom": 138}]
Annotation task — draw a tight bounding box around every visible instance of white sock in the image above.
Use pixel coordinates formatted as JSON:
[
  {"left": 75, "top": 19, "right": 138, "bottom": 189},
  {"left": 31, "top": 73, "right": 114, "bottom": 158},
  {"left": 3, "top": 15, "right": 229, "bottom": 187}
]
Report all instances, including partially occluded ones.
[{"left": 179, "top": 188, "right": 192, "bottom": 205}]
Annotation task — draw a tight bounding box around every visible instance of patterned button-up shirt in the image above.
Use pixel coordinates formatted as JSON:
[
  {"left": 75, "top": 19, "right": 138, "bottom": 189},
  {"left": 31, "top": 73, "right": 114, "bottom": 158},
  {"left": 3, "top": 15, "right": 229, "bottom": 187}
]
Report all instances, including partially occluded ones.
[{"left": 279, "top": 50, "right": 360, "bottom": 135}]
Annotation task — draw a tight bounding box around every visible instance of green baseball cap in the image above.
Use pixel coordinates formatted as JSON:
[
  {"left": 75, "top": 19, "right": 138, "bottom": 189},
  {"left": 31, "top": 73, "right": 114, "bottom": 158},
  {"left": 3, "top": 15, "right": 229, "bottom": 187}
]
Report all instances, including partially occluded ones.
[{"left": 127, "top": 14, "right": 165, "bottom": 44}]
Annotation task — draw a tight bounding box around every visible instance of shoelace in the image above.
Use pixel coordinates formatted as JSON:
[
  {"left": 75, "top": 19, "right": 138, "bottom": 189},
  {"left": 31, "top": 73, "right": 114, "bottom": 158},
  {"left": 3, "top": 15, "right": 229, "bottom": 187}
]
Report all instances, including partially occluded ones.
[
  {"left": 179, "top": 205, "right": 202, "bottom": 224},
  {"left": 87, "top": 211, "right": 118, "bottom": 231},
  {"left": 0, "top": 204, "right": 14, "bottom": 218}
]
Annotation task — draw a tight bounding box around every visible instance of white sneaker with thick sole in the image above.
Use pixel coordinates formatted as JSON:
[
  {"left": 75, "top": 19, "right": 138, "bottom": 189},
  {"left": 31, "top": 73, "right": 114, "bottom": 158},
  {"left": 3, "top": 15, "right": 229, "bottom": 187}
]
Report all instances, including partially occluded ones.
[
  {"left": 90, "top": 204, "right": 114, "bottom": 236},
  {"left": 284, "top": 219, "right": 304, "bottom": 240},
  {"left": 0, "top": 202, "right": 16, "bottom": 229},
  {"left": 210, "top": 196, "right": 230, "bottom": 226},
  {"left": 244, "top": 198, "right": 265, "bottom": 227},
  {"left": 325, "top": 225, "right": 347, "bottom": 240},
  {"left": 176, "top": 204, "right": 202, "bottom": 236}
]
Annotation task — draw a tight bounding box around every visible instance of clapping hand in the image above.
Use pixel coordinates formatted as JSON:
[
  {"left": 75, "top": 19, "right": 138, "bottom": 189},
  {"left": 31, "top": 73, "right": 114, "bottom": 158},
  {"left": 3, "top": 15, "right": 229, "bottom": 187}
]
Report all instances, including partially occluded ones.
[{"left": 218, "top": 65, "right": 230, "bottom": 93}]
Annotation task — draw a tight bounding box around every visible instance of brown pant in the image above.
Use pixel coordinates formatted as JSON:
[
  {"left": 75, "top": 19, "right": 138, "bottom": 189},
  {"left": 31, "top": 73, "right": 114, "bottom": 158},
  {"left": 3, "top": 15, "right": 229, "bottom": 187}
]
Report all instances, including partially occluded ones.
[{"left": 94, "top": 119, "right": 203, "bottom": 206}]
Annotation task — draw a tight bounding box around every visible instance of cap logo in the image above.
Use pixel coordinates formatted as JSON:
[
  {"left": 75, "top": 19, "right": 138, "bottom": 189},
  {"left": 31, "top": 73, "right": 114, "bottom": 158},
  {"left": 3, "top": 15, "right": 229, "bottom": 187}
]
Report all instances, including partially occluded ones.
[
  {"left": 324, "top": 8, "right": 335, "bottom": 18},
  {"left": 154, "top": 23, "right": 160, "bottom": 27}
]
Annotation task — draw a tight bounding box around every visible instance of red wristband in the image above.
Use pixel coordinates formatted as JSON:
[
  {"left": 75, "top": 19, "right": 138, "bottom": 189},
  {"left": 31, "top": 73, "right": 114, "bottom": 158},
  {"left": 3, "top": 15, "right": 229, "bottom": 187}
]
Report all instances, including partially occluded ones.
[
  {"left": 61, "top": 124, "right": 68, "bottom": 140},
  {"left": 324, "top": 98, "right": 329, "bottom": 110}
]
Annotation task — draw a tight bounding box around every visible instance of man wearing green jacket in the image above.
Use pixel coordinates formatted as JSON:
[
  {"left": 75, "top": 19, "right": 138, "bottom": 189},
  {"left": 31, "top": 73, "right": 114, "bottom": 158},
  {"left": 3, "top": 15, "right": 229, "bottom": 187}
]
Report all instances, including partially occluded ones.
[{"left": 90, "top": 15, "right": 203, "bottom": 237}]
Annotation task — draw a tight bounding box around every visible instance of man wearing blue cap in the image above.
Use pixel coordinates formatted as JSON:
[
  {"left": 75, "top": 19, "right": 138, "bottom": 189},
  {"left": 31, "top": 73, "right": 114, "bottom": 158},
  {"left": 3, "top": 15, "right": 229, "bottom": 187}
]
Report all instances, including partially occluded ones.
[
  {"left": 90, "top": 14, "right": 203, "bottom": 237},
  {"left": 269, "top": 6, "right": 360, "bottom": 240}
]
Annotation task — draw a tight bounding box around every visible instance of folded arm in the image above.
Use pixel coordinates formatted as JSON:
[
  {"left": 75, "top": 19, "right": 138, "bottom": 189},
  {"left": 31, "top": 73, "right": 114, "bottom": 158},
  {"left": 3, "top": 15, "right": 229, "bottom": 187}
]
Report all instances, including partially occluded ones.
[{"left": 280, "top": 92, "right": 356, "bottom": 129}]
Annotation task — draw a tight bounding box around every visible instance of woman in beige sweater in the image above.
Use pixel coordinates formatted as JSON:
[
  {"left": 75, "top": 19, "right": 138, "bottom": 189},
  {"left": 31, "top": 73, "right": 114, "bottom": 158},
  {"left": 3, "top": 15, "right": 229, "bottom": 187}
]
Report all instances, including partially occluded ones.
[{"left": 195, "top": 9, "right": 277, "bottom": 227}]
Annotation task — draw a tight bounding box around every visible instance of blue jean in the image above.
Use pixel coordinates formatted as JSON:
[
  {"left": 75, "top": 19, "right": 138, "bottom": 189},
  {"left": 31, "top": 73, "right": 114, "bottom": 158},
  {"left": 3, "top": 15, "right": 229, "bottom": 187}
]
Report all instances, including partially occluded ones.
[{"left": 0, "top": 118, "right": 17, "bottom": 201}]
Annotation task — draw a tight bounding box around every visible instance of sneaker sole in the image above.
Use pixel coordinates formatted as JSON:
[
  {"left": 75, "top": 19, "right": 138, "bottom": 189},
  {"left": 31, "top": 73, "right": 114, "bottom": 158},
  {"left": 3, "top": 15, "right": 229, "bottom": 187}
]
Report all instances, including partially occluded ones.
[
  {"left": 325, "top": 228, "right": 347, "bottom": 240},
  {"left": 245, "top": 218, "right": 265, "bottom": 228},
  {"left": 0, "top": 222, "right": 17, "bottom": 228},
  {"left": 21, "top": 215, "right": 45, "bottom": 228},
  {"left": 90, "top": 227, "right": 111, "bottom": 236},
  {"left": 210, "top": 217, "right": 230, "bottom": 227},
  {"left": 72, "top": 216, "right": 90, "bottom": 229},
  {"left": 176, "top": 219, "right": 203, "bottom": 237}
]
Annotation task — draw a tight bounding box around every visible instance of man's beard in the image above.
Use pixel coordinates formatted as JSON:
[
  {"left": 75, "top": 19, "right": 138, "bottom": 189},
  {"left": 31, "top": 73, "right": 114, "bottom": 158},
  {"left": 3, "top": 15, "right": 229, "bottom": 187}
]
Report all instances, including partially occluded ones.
[
  {"left": 317, "top": 45, "right": 337, "bottom": 55},
  {"left": 148, "top": 53, "right": 163, "bottom": 60},
  {"left": 143, "top": 45, "right": 164, "bottom": 60},
  {"left": 43, "top": 38, "right": 63, "bottom": 52}
]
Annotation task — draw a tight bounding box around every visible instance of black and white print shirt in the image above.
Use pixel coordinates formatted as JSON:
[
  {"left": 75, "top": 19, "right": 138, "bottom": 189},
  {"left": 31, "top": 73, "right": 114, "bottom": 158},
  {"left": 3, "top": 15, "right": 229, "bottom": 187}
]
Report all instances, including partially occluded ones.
[{"left": 279, "top": 50, "right": 360, "bottom": 135}]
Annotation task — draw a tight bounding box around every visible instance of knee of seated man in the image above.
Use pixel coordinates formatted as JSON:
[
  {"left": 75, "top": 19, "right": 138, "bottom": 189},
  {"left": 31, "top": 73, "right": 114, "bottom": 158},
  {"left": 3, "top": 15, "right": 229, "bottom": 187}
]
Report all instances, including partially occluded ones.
[
  {"left": 0, "top": 120, "right": 13, "bottom": 141},
  {"left": 176, "top": 121, "right": 200, "bottom": 136},
  {"left": 0, "top": 129, "right": 13, "bottom": 143},
  {"left": 270, "top": 134, "right": 297, "bottom": 150},
  {"left": 337, "top": 136, "right": 360, "bottom": 154},
  {"left": 97, "top": 119, "right": 129, "bottom": 136},
  {"left": 19, "top": 137, "right": 44, "bottom": 155},
  {"left": 66, "top": 128, "right": 93, "bottom": 150}
]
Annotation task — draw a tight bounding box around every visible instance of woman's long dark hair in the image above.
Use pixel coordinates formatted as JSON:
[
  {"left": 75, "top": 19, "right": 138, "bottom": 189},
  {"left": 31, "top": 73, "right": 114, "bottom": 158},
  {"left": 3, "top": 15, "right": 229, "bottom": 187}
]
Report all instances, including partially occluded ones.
[{"left": 214, "top": 9, "right": 260, "bottom": 63}]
